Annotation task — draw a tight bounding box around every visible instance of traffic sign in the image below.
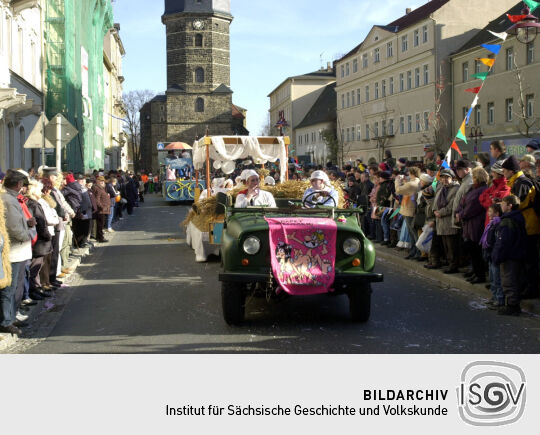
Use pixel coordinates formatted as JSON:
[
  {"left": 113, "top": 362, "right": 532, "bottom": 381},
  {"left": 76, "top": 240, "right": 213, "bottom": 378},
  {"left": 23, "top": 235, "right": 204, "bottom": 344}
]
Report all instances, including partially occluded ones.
[
  {"left": 23, "top": 113, "right": 55, "bottom": 149},
  {"left": 44, "top": 113, "right": 78, "bottom": 144},
  {"left": 157, "top": 142, "right": 165, "bottom": 150}
]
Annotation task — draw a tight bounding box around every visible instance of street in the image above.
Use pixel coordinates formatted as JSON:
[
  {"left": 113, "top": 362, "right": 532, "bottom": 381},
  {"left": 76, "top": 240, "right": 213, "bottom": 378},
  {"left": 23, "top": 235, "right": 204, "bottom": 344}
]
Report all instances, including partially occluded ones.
[{"left": 10, "top": 194, "right": 540, "bottom": 354}]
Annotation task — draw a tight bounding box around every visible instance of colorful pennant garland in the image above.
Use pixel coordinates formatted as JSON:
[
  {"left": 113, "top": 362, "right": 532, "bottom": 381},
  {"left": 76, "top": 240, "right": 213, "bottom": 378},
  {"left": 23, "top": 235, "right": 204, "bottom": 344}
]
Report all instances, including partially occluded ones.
[
  {"left": 471, "top": 72, "right": 489, "bottom": 81},
  {"left": 481, "top": 43, "right": 502, "bottom": 55},
  {"left": 524, "top": 0, "right": 539, "bottom": 12},
  {"left": 488, "top": 30, "right": 508, "bottom": 41},
  {"left": 506, "top": 14, "right": 528, "bottom": 23},
  {"left": 465, "top": 86, "right": 482, "bottom": 94},
  {"left": 476, "top": 58, "right": 495, "bottom": 67},
  {"left": 465, "top": 107, "right": 474, "bottom": 125},
  {"left": 456, "top": 121, "right": 468, "bottom": 144},
  {"left": 451, "top": 141, "right": 463, "bottom": 156}
]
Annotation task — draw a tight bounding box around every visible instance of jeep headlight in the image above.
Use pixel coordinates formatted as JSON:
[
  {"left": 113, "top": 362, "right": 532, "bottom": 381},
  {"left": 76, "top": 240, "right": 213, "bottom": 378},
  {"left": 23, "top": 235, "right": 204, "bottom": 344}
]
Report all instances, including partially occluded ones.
[
  {"left": 243, "top": 236, "right": 261, "bottom": 255},
  {"left": 343, "top": 237, "right": 361, "bottom": 255}
]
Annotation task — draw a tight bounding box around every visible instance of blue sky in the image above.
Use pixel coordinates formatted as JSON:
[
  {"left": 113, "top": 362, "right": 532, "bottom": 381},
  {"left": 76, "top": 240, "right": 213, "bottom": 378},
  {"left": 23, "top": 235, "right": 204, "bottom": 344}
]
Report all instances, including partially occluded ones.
[{"left": 113, "top": 0, "right": 424, "bottom": 134}]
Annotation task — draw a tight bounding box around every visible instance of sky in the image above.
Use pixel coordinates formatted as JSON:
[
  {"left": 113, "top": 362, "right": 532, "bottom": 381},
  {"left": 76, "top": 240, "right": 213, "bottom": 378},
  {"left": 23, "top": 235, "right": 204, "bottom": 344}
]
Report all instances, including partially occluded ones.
[{"left": 112, "top": 0, "right": 425, "bottom": 135}]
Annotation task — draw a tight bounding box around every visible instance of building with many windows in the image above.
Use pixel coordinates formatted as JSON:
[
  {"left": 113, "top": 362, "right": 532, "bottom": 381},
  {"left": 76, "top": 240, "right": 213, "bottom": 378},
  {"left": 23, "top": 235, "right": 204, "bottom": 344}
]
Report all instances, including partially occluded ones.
[
  {"left": 451, "top": 2, "right": 540, "bottom": 159},
  {"left": 335, "top": 0, "right": 516, "bottom": 163},
  {"left": 0, "top": 0, "right": 43, "bottom": 171}
]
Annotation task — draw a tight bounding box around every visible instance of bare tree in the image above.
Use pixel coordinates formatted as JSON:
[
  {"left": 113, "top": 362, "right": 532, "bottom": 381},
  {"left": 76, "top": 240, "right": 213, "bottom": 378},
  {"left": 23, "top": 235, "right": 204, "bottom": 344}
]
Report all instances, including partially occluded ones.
[
  {"left": 512, "top": 57, "right": 539, "bottom": 138},
  {"left": 259, "top": 113, "right": 273, "bottom": 136},
  {"left": 365, "top": 97, "right": 393, "bottom": 162},
  {"left": 123, "top": 89, "right": 155, "bottom": 172}
]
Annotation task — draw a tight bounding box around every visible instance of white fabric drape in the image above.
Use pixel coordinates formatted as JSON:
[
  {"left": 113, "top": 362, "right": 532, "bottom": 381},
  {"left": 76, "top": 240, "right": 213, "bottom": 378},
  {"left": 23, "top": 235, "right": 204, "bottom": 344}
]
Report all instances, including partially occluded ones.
[{"left": 193, "top": 136, "right": 288, "bottom": 182}]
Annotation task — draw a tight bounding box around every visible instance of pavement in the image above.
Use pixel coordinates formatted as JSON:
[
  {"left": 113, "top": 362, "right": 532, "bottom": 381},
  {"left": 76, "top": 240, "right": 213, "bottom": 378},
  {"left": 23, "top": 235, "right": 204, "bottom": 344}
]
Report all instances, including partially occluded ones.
[{"left": 374, "top": 242, "right": 540, "bottom": 316}]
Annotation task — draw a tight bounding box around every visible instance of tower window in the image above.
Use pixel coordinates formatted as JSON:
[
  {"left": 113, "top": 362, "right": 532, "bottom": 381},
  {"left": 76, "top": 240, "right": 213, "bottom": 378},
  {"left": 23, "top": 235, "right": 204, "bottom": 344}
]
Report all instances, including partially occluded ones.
[
  {"left": 195, "top": 67, "right": 204, "bottom": 83},
  {"left": 195, "top": 34, "right": 203, "bottom": 47},
  {"left": 195, "top": 98, "right": 204, "bottom": 112}
]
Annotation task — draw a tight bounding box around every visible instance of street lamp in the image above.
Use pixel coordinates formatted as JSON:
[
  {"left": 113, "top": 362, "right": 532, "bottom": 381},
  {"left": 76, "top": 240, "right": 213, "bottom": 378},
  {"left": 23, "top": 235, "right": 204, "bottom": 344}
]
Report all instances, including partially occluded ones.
[
  {"left": 469, "top": 126, "right": 483, "bottom": 156},
  {"left": 507, "top": 5, "right": 540, "bottom": 44}
]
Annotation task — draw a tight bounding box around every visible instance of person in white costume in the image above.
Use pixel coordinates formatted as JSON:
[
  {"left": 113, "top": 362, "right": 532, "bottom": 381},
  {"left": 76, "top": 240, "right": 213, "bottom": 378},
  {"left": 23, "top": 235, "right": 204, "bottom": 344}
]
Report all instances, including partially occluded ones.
[
  {"left": 302, "top": 170, "right": 338, "bottom": 208},
  {"left": 235, "top": 170, "right": 276, "bottom": 208}
]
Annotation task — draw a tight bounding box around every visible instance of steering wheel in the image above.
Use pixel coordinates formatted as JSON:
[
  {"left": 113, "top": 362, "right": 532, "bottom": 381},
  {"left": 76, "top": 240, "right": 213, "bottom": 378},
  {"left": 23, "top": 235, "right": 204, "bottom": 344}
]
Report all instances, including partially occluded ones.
[{"left": 303, "top": 190, "right": 337, "bottom": 208}]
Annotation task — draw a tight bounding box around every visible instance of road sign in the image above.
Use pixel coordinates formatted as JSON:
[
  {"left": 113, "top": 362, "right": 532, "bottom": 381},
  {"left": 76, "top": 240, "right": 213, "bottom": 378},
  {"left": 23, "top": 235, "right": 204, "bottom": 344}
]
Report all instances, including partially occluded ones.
[
  {"left": 157, "top": 142, "right": 165, "bottom": 150},
  {"left": 23, "top": 113, "right": 55, "bottom": 149},
  {"left": 44, "top": 113, "right": 78, "bottom": 144}
]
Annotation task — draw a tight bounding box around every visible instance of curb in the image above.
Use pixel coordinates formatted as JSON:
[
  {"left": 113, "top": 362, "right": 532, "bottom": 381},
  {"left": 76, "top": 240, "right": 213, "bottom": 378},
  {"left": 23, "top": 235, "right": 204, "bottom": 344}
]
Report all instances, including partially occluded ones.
[{"left": 375, "top": 245, "right": 540, "bottom": 315}]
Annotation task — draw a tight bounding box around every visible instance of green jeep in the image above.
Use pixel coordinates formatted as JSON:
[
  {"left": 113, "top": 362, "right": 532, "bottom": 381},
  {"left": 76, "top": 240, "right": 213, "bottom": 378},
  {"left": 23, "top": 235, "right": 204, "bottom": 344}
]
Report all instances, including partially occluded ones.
[{"left": 218, "top": 195, "right": 383, "bottom": 325}]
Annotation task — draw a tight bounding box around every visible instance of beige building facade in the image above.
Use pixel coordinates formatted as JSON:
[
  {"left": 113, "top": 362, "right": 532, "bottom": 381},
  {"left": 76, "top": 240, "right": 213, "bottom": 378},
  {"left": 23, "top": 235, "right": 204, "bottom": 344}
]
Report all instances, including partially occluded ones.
[
  {"left": 335, "top": 0, "right": 517, "bottom": 164},
  {"left": 451, "top": 2, "right": 540, "bottom": 159},
  {"left": 268, "top": 65, "right": 335, "bottom": 159}
]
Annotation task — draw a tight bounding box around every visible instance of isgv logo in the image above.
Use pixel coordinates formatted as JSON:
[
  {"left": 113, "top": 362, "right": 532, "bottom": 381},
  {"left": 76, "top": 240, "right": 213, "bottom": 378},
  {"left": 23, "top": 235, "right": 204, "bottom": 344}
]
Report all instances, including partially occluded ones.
[{"left": 457, "top": 361, "right": 526, "bottom": 426}]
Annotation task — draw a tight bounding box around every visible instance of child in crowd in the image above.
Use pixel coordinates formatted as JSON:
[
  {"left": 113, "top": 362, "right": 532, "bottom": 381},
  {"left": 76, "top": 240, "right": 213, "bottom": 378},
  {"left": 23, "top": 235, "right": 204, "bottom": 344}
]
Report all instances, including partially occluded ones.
[
  {"left": 480, "top": 203, "right": 503, "bottom": 309},
  {"left": 491, "top": 195, "right": 528, "bottom": 316}
]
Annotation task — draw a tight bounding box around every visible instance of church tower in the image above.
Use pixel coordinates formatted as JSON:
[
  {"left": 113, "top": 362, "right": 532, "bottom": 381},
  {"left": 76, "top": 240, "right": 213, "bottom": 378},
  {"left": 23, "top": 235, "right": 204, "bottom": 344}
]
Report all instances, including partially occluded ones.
[{"left": 162, "top": 0, "right": 234, "bottom": 140}]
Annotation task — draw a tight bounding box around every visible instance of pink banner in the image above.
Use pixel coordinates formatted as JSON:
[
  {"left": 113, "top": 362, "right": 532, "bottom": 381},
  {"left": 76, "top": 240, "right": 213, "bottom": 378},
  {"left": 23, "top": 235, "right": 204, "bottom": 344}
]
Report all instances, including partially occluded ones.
[{"left": 265, "top": 217, "right": 337, "bottom": 295}]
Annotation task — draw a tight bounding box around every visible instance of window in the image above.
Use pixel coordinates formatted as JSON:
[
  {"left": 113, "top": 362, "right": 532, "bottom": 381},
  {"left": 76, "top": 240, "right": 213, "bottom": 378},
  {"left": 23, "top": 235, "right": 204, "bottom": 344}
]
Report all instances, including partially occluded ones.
[
  {"left": 357, "top": 88, "right": 361, "bottom": 104},
  {"left": 365, "top": 86, "right": 370, "bottom": 102},
  {"left": 195, "top": 97, "right": 204, "bottom": 112},
  {"left": 475, "top": 59, "right": 481, "bottom": 74},
  {"left": 399, "top": 73, "right": 404, "bottom": 92},
  {"left": 19, "top": 126, "right": 25, "bottom": 167},
  {"left": 388, "top": 119, "right": 394, "bottom": 135},
  {"left": 382, "top": 79, "right": 386, "bottom": 97},
  {"left": 414, "top": 29, "right": 419, "bottom": 47},
  {"left": 353, "top": 59, "right": 358, "bottom": 73},
  {"left": 298, "top": 135, "right": 302, "bottom": 145},
  {"left": 423, "top": 65, "right": 429, "bottom": 85},
  {"left": 399, "top": 116, "right": 405, "bottom": 134},
  {"left": 362, "top": 53, "right": 368, "bottom": 68},
  {"left": 374, "top": 82, "right": 379, "bottom": 99},
  {"left": 422, "top": 25, "right": 428, "bottom": 43},
  {"left": 488, "top": 54, "right": 495, "bottom": 73},
  {"left": 415, "top": 113, "right": 421, "bottom": 132},
  {"left": 527, "top": 42, "right": 534, "bottom": 64},
  {"left": 374, "top": 122, "right": 379, "bottom": 138},
  {"left": 341, "top": 129, "right": 344, "bottom": 141},
  {"left": 407, "top": 115, "right": 412, "bottom": 133},
  {"left": 311, "top": 132, "right": 315, "bottom": 143},
  {"left": 506, "top": 48, "right": 514, "bottom": 70},
  {"left": 347, "top": 92, "right": 350, "bottom": 107},
  {"left": 387, "top": 42, "right": 393, "bottom": 58},
  {"left": 374, "top": 48, "right": 380, "bottom": 63},
  {"left": 526, "top": 94, "right": 535, "bottom": 118},
  {"left": 475, "top": 106, "right": 481, "bottom": 125},
  {"left": 424, "top": 112, "right": 429, "bottom": 130},
  {"left": 195, "top": 34, "right": 203, "bottom": 46},
  {"left": 462, "top": 62, "right": 469, "bottom": 82},
  {"left": 382, "top": 120, "right": 387, "bottom": 136},
  {"left": 389, "top": 77, "right": 394, "bottom": 95},
  {"left": 305, "top": 133, "right": 308, "bottom": 143},
  {"left": 415, "top": 67, "right": 420, "bottom": 87},
  {"left": 365, "top": 124, "right": 370, "bottom": 140},
  {"left": 346, "top": 128, "right": 350, "bottom": 142},
  {"left": 341, "top": 94, "right": 345, "bottom": 109},
  {"left": 407, "top": 70, "right": 412, "bottom": 89},
  {"left": 487, "top": 102, "right": 495, "bottom": 124},
  {"left": 346, "top": 63, "right": 350, "bottom": 76},
  {"left": 195, "top": 67, "right": 204, "bottom": 83},
  {"left": 351, "top": 91, "right": 355, "bottom": 106},
  {"left": 402, "top": 35, "right": 408, "bottom": 52},
  {"left": 341, "top": 65, "right": 345, "bottom": 78},
  {"left": 357, "top": 126, "right": 362, "bottom": 140},
  {"left": 505, "top": 98, "right": 513, "bottom": 122}
]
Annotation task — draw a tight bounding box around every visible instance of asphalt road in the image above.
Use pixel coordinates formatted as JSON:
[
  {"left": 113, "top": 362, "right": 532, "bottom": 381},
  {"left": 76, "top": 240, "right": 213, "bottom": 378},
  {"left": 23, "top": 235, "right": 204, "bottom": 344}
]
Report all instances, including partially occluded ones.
[{"left": 20, "top": 194, "right": 540, "bottom": 354}]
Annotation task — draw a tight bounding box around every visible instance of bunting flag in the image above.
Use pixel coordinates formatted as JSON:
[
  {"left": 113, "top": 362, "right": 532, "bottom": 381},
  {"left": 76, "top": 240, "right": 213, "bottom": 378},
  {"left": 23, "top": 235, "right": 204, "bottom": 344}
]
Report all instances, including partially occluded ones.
[
  {"left": 465, "top": 107, "right": 474, "bottom": 125},
  {"left": 444, "top": 149, "right": 452, "bottom": 167},
  {"left": 471, "top": 95, "right": 479, "bottom": 108},
  {"left": 481, "top": 43, "right": 502, "bottom": 55},
  {"left": 477, "top": 58, "right": 496, "bottom": 67},
  {"left": 488, "top": 30, "right": 508, "bottom": 41},
  {"left": 465, "top": 86, "right": 482, "bottom": 94},
  {"left": 524, "top": 0, "right": 539, "bottom": 12},
  {"left": 456, "top": 121, "right": 468, "bottom": 143},
  {"left": 390, "top": 208, "right": 401, "bottom": 219},
  {"left": 471, "top": 72, "right": 489, "bottom": 81},
  {"left": 451, "top": 141, "right": 463, "bottom": 157},
  {"left": 507, "top": 14, "right": 528, "bottom": 23},
  {"left": 441, "top": 160, "right": 450, "bottom": 169}
]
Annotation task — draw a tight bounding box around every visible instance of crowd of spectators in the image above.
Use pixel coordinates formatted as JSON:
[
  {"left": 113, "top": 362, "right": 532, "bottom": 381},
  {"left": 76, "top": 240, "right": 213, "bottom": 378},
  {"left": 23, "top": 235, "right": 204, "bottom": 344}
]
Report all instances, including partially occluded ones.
[{"left": 0, "top": 166, "right": 144, "bottom": 335}]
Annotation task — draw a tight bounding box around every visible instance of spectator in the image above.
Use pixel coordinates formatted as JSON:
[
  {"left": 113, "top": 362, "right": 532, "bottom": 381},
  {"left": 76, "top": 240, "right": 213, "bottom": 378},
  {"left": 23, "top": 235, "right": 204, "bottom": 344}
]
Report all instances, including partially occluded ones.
[
  {"left": 384, "top": 149, "right": 396, "bottom": 170},
  {"left": 452, "top": 159, "right": 473, "bottom": 230},
  {"left": 413, "top": 173, "right": 434, "bottom": 260},
  {"left": 91, "top": 176, "right": 111, "bottom": 243},
  {"left": 489, "top": 140, "right": 509, "bottom": 162},
  {"left": 124, "top": 172, "right": 139, "bottom": 215},
  {"left": 433, "top": 169, "right": 460, "bottom": 274},
  {"left": 526, "top": 139, "right": 539, "bottom": 154},
  {"left": 519, "top": 154, "right": 536, "bottom": 179},
  {"left": 492, "top": 195, "right": 528, "bottom": 315},
  {"left": 478, "top": 162, "right": 511, "bottom": 227},
  {"left": 395, "top": 166, "right": 421, "bottom": 259},
  {"left": 106, "top": 177, "right": 120, "bottom": 232},
  {"left": 480, "top": 203, "right": 504, "bottom": 309},
  {"left": 476, "top": 152, "right": 491, "bottom": 173},
  {"left": 376, "top": 172, "right": 394, "bottom": 245}
]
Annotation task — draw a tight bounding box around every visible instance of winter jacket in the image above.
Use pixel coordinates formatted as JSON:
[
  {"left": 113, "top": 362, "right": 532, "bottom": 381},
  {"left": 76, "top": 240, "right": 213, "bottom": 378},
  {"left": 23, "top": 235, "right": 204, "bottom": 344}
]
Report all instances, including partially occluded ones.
[
  {"left": 0, "top": 189, "right": 32, "bottom": 263},
  {"left": 491, "top": 209, "right": 528, "bottom": 265},
  {"left": 91, "top": 184, "right": 111, "bottom": 215},
  {"left": 452, "top": 172, "right": 473, "bottom": 228},
  {"left": 357, "top": 179, "right": 374, "bottom": 207},
  {"left": 457, "top": 184, "right": 488, "bottom": 243},
  {"left": 125, "top": 178, "right": 139, "bottom": 202},
  {"left": 395, "top": 177, "right": 420, "bottom": 217},
  {"left": 26, "top": 198, "right": 52, "bottom": 257},
  {"left": 63, "top": 181, "right": 83, "bottom": 214},
  {"left": 507, "top": 171, "right": 540, "bottom": 235},
  {"left": 376, "top": 180, "right": 394, "bottom": 208},
  {"left": 0, "top": 197, "right": 12, "bottom": 288},
  {"left": 433, "top": 183, "right": 460, "bottom": 236},
  {"left": 478, "top": 177, "right": 511, "bottom": 227},
  {"left": 39, "top": 196, "right": 60, "bottom": 237},
  {"left": 481, "top": 217, "right": 501, "bottom": 263}
]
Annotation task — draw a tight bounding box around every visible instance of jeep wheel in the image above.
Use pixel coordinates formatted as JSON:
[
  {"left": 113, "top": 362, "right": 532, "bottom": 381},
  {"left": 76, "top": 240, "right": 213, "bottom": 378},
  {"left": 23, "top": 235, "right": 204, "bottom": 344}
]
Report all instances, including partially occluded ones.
[
  {"left": 221, "top": 281, "right": 246, "bottom": 325},
  {"left": 348, "top": 283, "right": 371, "bottom": 322}
]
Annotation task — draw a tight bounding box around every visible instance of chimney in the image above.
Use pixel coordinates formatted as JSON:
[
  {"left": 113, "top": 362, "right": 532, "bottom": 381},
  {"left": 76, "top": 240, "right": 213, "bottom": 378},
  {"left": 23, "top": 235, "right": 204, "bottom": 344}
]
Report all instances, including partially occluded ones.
[{"left": 406, "top": 7, "right": 412, "bottom": 14}]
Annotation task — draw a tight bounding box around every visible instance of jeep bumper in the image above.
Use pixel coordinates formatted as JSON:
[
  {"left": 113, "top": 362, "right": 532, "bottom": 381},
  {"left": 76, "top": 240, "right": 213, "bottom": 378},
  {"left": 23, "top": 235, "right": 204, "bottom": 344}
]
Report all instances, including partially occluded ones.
[{"left": 219, "top": 272, "right": 384, "bottom": 284}]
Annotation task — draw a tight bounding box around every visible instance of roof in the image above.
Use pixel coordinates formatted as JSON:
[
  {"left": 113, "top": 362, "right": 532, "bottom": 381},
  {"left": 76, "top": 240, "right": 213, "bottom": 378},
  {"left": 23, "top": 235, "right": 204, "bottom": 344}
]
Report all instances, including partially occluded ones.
[
  {"left": 295, "top": 83, "right": 337, "bottom": 129},
  {"left": 151, "top": 94, "right": 166, "bottom": 102},
  {"left": 338, "top": 0, "right": 451, "bottom": 62},
  {"left": 267, "top": 68, "right": 335, "bottom": 97},
  {"left": 455, "top": 2, "right": 540, "bottom": 54},
  {"left": 213, "top": 84, "right": 233, "bottom": 94},
  {"left": 163, "top": 0, "right": 231, "bottom": 17},
  {"left": 232, "top": 104, "right": 246, "bottom": 119}
]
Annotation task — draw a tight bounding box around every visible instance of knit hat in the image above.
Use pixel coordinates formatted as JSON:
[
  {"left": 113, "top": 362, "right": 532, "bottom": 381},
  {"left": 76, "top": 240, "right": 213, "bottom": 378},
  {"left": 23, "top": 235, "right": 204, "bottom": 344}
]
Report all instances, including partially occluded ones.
[
  {"left": 65, "top": 173, "right": 75, "bottom": 184},
  {"left": 379, "top": 171, "right": 391, "bottom": 180},
  {"left": 378, "top": 162, "right": 390, "bottom": 172},
  {"left": 501, "top": 155, "right": 520, "bottom": 172},
  {"left": 419, "top": 173, "right": 434, "bottom": 184},
  {"left": 96, "top": 176, "right": 106, "bottom": 182},
  {"left": 490, "top": 161, "right": 504, "bottom": 175},
  {"left": 520, "top": 154, "right": 536, "bottom": 166},
  {"left": 398, "top": 158, "right": 407, "bottom": 165},
  {"left": 526, "top": 139, "right": 539, "bottom": 150},
  {"left": 440, "top": 169, "right": 456, "bottom": 178}
]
